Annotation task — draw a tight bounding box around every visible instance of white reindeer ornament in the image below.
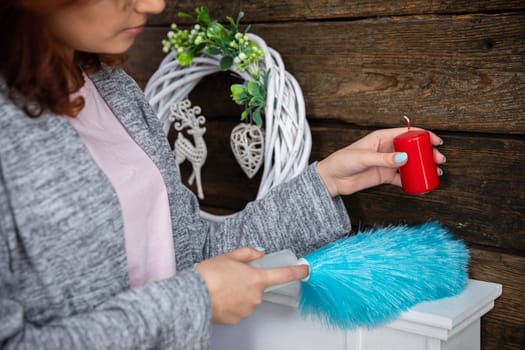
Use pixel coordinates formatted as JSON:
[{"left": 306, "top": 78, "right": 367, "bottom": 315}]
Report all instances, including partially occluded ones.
[{"left": 170, "top": 99, "right": 207, "bottom": 199}]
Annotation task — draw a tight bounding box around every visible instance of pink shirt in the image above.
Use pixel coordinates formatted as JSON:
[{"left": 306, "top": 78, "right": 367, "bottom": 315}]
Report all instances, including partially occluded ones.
[{"left": 69, "top": 76, "right": 176, "bottom": 288}]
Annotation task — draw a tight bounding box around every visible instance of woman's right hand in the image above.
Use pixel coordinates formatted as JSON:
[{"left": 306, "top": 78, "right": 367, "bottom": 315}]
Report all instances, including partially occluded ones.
[{"left": 194, "top": 247, "right": 308, "bottom": 325}]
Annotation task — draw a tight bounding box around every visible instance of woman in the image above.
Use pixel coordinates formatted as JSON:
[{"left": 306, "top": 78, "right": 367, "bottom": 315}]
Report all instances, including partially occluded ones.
[{"left": 0, "top": 0, "right": 446, "bottom": 349}]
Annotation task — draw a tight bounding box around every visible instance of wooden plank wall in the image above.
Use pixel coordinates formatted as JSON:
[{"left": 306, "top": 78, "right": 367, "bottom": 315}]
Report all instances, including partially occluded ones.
[{"left": 125, "top": 1, "right": 524, "bottom": 349}]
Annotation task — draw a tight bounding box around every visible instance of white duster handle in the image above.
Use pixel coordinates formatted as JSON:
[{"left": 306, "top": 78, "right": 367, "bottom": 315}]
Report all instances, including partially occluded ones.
[{"left": 249, "top": 249, "right": 310, "bottom": 287}]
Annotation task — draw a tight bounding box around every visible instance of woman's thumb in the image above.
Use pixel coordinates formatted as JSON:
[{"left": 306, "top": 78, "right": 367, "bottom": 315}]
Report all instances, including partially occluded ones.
[{"left": 361, "top": 151, "right": 408, "bottom": 168}]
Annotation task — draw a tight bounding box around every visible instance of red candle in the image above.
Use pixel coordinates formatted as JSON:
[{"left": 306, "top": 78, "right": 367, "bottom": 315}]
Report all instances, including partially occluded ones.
[{"left": 393, "top": 117, "right": 439, "bottom": 194}]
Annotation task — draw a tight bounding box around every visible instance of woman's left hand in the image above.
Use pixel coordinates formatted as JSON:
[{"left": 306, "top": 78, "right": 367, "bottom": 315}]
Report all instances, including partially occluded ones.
[{"left": 316, "top": 128, "right": 446, "bottom": 197}]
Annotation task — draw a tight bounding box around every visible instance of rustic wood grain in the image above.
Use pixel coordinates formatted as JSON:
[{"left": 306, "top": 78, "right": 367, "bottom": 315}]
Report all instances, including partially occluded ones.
[
  {"left": 150, "top": 1, "right": 525, "bottom": 24},
  {"left": 469, "top": 247, "right": 525, "bottom": 350},
  {"left": 127, "top": 13, "right": 525, "bottom": 134},
  {"left": 252, "top": 15, "right": 525, "bottom": 134}
]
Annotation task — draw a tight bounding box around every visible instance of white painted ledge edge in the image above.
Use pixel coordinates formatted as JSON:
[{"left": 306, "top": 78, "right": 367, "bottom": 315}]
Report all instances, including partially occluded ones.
[{"left": 262, "top": 279, "right": 503, "bottom": 341}]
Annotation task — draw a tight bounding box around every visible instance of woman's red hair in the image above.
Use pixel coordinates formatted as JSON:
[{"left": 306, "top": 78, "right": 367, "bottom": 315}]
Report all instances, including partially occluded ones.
[{"left": 0, "top": 0, "right": 127, "bottom": 117}]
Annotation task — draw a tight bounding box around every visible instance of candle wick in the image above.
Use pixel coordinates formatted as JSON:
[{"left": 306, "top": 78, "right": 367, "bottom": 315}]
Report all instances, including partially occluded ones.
[{"left": 403, "top": 115, "right": 411, "bottom": 130}]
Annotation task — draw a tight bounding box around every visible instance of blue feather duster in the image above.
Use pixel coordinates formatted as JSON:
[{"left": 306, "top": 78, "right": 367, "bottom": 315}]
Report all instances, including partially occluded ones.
[{"left": 297, "top": 222, "right": 469, "bottom": 329}]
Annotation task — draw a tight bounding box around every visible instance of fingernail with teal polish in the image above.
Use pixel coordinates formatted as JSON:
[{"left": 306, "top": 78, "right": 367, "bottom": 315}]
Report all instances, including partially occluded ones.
[
  {"left": 394, "top": 152, "right": 408, "bottom": 163},
  {"left": 437, "top": 167, "right": 444, "bottom": 176},
  {"left": 254, "top": 247, "right": 265, "bottom": 252},
  {"left": 439, "top": 138, "right": 444, "bottom": 146},
  {"left": 442, "top": 155, "right": 447, "bottom": 163}
]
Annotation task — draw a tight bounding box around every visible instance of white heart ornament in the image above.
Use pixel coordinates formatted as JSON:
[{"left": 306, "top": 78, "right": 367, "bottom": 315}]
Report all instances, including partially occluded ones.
[{"left": 230, "top": 123, "right": 264, "bottom": 179}]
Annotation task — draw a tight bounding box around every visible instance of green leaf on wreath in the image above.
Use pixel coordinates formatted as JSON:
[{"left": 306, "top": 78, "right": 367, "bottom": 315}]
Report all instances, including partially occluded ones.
[
  {"left": 249, "top": 96, "right": 261, "bottom": 107},
  {"left": 206, "top": 47, "right": 222, "bottom": 56},
  {"left": 195, "top": 7, "right": 211, "bottom": 26},
  {"left": 246, "top": 81, "right": 261, "bottom": 97},
  {"left": 241, "top": 109, "right": 249, "bottom": 121},
  {"left": 253, "top": 108, "right": 263, "bottom": 128},
  {"left": 230, "top": 84, "right": 245, "bottom": 103},
  {"left": 177, "top": 11, "right": 192, "bottom": 19},
  {"left": 178, "top": 51, "right": 194, "bottom": 66},
  {"left": 220, "top": 55, "right": 234, "bottom": 70},
  {"left": 226, "top": 16, "right": 236, "bottom": 28}
]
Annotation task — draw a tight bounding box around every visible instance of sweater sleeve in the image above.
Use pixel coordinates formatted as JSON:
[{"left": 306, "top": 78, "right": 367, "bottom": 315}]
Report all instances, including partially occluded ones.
[
  {"left": 0, "top": 272, "right": 211, "bottom": 349},
  {"left": 0, "top": 275, "right": 211, "bottom": 350},
  {"left": 0, "top": 171, "right": 211, "bottom": 350},
  {"left": 201, "top": 163, "right": 352, "bottom": 259}
]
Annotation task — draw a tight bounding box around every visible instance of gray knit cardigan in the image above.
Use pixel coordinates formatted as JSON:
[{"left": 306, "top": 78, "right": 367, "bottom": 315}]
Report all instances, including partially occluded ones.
[{"left": 0, "top": 67, "right": 351, "bottom": 349}]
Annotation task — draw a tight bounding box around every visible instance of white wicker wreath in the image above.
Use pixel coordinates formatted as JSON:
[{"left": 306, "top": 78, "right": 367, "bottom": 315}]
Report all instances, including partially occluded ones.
[{"left": 144, "top": 32, "right": 311, "bottom": 222}]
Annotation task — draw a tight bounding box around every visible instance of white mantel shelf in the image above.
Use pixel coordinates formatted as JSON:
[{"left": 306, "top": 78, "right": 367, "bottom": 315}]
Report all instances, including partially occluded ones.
[{"left": 211, "top": 279, "right": 502, "bottom": 350}]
